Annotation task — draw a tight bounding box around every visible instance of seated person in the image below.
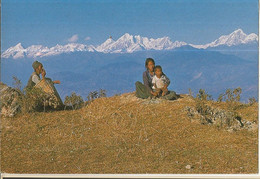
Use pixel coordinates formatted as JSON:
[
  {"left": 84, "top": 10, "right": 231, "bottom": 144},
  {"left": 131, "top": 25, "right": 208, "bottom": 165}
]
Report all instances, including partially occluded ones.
[
  {"left": 26, "top": 61, "right": 62, "bottom": 109},
  {"left": 135, "top": 58, "right": 177, "bottom": 100},
  {"left": 151, "top": 65, "right": 169, "bottom": 97},
  {"left": 26, "top": 61, "right": 60, "bottom": 89}
]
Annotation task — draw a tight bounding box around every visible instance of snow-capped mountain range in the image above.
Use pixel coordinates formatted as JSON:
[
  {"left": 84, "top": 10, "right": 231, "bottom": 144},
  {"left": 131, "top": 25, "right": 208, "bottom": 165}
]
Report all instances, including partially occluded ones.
[
  {"left": 2, "top": 29, "right": 258, "bottom": 59},
  {"left": 190, "top": 29, "right": 258, "bottom": 49}
]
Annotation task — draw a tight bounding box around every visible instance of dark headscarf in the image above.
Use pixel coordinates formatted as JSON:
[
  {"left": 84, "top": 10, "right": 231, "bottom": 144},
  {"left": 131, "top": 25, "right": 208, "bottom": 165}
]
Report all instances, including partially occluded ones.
[{"left": 32, "top": 61, "right": 42, "bottom": 70}]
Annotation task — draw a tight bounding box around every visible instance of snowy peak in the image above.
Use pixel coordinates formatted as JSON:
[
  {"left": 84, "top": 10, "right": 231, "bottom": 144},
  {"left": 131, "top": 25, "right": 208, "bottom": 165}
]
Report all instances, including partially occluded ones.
[
  {"left": 97, "top": 33, "right": 137, "bottom": 53},
  {"left": 216, "top": 29, "right": 247, "bottom": 46},
  {"left": 107, "top": 33, "right": 138, "bottom": 53},
  {"left": 191, "top": 29, "right": 258, "bottom": 49},
  {"left": 26, "top": 45, "right": 50, "bottom": 58},
  {"left": 13, "top": 43, "right": 25, "bottom": 50},
  {"left": 96, "top": 33, "right": 187, "bottom": 53},
  {"left": 2, "top": 43, "right": 26, "bottom": 59},
  {"left": 103, "top": 38, "right": 115, "bottom": 46},
  {"left": 96, "top": 37, "right": 115, "bottom": 52},
  {"left": 232, "top": 29, "right": 245, "bottom": 35},
  {"left": 245, "top": 33, "right": 258, "bottom": 42},
  {"left": 119, "top": 33, "right": 133, "bottom": 41}
]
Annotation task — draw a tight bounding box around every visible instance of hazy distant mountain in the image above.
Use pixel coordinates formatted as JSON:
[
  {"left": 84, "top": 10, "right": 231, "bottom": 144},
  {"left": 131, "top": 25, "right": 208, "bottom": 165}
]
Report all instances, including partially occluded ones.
[
  {"left": 2, "top": 29, "right": 258, "bottom": 102},
  {"left": 2, "top": 48, "right": 258, "bottom": 102},
  {"left": 206, "top": 42, "right": 258, "bottom": 61},
  {"left": 2, "top": 29, "right": 258, "bottom": 59}
]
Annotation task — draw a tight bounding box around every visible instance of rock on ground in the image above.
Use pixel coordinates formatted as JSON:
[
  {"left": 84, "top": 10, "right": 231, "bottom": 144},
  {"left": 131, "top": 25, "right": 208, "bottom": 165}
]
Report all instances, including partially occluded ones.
[
  {"left": 0, "top": 82, "right": 23, "bottom": 117},
  {"left": 185, "top": 105, "right": 256, "bottom": 131}
]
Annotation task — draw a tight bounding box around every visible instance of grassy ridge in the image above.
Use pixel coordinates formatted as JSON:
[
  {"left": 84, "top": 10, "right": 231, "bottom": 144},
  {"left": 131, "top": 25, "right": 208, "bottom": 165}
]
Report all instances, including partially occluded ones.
[{"left": 1, "top": 93, "right": 258, "bottom": 173}]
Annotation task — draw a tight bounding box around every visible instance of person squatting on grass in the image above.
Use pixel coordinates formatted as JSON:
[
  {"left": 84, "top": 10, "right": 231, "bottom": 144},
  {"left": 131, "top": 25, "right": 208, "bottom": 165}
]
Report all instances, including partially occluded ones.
[
  {"left": 26, "top": 61, "right": 60, "bottom": 90},
  {"left": 135, "top": 58, "right": 177, "bottom": 100},
  {"left": 25, "top": 60, "right": 63, "bottom": 109}
]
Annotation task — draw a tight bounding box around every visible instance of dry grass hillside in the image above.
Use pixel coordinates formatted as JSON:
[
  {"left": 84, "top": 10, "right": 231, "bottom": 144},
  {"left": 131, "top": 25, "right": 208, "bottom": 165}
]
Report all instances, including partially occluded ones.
[{"left": 1, "top": 92, "right": 258, "bottom": 174}]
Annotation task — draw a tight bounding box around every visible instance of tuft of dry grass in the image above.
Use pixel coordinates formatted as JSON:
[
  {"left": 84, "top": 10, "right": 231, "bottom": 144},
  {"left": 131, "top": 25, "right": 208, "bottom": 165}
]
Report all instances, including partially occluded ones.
[{"left": 1, "top": 92, "right": 258, "bottom": 174}]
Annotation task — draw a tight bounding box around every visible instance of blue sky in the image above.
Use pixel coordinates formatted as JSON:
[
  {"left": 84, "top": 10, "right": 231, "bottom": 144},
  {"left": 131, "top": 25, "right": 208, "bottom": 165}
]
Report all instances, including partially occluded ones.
[{"left": 1, "top": 0, "right": 259, "bottom": 50}]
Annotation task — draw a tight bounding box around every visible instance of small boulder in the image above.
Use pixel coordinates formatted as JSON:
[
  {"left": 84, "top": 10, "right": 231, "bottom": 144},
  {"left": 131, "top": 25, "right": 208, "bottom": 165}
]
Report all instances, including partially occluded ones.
[
  {"left": 0, "top": 83, "right": 23, "bottom": 117},
  {"left": 185, "top": 165, "right": 193, "bottom": 169}
]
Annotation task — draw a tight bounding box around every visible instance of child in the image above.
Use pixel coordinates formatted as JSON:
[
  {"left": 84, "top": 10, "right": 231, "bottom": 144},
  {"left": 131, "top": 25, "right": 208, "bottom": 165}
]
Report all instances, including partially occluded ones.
[{"left": 151, "top": 65, "right": 169, "bottom": 97}]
